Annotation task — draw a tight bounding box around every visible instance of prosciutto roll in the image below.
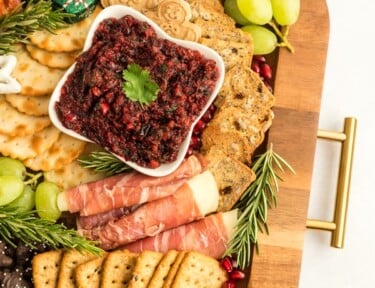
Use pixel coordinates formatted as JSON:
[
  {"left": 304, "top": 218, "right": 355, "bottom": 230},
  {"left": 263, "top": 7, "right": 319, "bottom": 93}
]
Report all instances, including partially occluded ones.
[
  {"left": 123, "top": 210, "right": 238, "bottom": 259},
  {"left": 57, "top": 154, "right": 207, "bottom": 216},
  {"left": 80, "top": 170, "right": 219, "bottom": 250}
]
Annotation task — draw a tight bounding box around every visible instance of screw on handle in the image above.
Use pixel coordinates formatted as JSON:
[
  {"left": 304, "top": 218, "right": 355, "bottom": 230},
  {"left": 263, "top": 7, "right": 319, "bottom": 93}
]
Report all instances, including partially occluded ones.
[{"left": 306, "top": 117, "right": 357, "bottom": 248}]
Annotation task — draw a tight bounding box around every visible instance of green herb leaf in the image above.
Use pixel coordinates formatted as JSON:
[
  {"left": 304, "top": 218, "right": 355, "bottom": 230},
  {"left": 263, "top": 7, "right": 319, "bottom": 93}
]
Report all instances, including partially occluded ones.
[
  {"left": 122, "top": 63, "right": 159, "bottom": 108},
  {"left": 224, "top": 144, "right": 295, "bottom": 269}
]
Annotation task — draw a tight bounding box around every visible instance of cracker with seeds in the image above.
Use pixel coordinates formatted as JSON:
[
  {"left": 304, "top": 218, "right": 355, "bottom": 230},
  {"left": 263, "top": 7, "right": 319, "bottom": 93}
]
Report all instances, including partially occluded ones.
[
  {"left": 100, "top": 249, "right": 138, "bottom": 288},
  {"left": 0, "top": 96, "right": 50, "bottom": 137},
  {"left": 57, "top": 249, "right": 97, "bottom": 288},
  {"left": 11, "top": 45, "right": 66, "bottom": 96},
  {"left": 171, "top": 251, "right": 228, "bottom": 288},
  {"left": 24, "top": 133, "right": 86, "bottom": 171},
  {"left": 29, "top": 7, "right": 102, "bottom": 53},
  {"left": 26, "top": 44, "right": 79, "bottom": 69},
  {"left": 75, "top": 253, "right": 107, "bottom": 288},
  {"left": 32, "top": 249, "right": 63, "bottom": 288},
  {"left": 148, "top": 250, "right": 179, "bottom": 288},
  {"left": 163, "top": 251, "right": 187, "bottom": 288},
  {"left": 5, "top": 93, "right": 50, "bottom": 116},
  {"left": 128, "top": 250, "right": 163, "bottom": 288},
  {"left": 0, "top": 125, "right": 60, "bottom": 160}
]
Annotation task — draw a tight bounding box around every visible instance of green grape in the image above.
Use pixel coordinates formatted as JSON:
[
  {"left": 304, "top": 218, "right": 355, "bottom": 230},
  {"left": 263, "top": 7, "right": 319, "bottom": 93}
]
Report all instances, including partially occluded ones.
[
  {"left": 0, "top": 157, "right": 26, "bottom": 179},
  {"left": 0, "top": 175, "right": 24, "bottom": 206},
  {"left": 271, "top": 0, "right": 300, "bottom": 26},
  {"left": 224, "top": 0, "right": 273, "bottom": 25},
  {"left": 6, "top": 185, "right": 35, "bottom": 213},
  {"left": 35, "top": 181, "right": 62, "bottom": 221},
  {"left": 242, "top": 24, "right": 278, "bottom": 55}
]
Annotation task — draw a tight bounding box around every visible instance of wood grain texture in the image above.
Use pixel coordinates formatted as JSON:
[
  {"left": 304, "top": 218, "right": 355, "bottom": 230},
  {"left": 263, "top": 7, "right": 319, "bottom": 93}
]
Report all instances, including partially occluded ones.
[{"left": 248, "top": 0, "right": 330, "bottom": 287}]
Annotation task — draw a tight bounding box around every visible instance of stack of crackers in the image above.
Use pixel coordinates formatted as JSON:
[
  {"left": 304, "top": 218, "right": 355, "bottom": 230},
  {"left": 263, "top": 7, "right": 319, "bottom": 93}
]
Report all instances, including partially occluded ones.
[{"left": 32, "top": 248, "right": 228, "bottom": 288}]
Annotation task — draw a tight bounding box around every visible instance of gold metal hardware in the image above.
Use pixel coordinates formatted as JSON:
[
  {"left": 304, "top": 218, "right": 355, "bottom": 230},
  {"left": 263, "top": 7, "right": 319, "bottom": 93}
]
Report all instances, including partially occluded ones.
[{"left": 306, "top": 117, "right": 357, "bottom": 248}]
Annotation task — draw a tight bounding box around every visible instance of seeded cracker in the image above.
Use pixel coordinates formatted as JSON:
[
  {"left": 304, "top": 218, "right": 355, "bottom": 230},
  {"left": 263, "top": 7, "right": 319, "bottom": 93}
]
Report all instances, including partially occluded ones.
[
  {"left": 75, "top": 253, "right": 107, "bottom": 288},
  {"left": 32, "top": 249, "right": 63, "bottom": 288},
  {"left": 5, "top": 93, "right": 50, "bottom": 116},
  {"left": 11, "top": 45, "right": 66, "bottom": 96},
  {"left": 148, "top": 250, "right": 179, "bottom": 288},
  {"left": 171, "top": 251, "right": 228, "bottom": 288},
  {"left": 0, "top": 125, "right": 60, "bottom": 160},
  {"left": 100, "top": 249, "right": 138, "bottom": 288},
  {"left": 162, "top": 251, "right": 187, "bottom": 288},
  {"left": 57, "top": 249, "right": 97, "bottom": 288},
  {"left": 128, "top": 250, "right": 163, "bottom": 288},
  {"left": 0, "top": 96, "right": 50, "bottom": 137}
]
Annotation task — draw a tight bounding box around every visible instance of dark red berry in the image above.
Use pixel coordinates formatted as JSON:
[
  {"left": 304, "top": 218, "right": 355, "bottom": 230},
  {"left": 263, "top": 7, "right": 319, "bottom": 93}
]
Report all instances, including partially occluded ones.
[
  {"left": 220, "top": 256, "right": 234, "bottom": 273},
  {"left": 230, "top": 269, "right": 246, "bottom": 280},
  {"left": 251, "top": 62, "right": 260, "bottom": 73},
  {"left": 253, "top": 55, "right": 266, "bottom": 63},
  {"left": 222, "top": 279, "right": 236, "bottom": 288},
  {"left": 260, "top": 63, "right": 272, "bottom": 80},
  {"left": 185, "top": 146, "right": 194, "bottom": 157},
  {"left": 201, "top": 109, "right": 213, "bottom": 122},
  {"left": 189, "top": 135, "right": 201, "bottom": 149},
  {"left": 193, "top": 120, "right": 206, "bottom": 135}
]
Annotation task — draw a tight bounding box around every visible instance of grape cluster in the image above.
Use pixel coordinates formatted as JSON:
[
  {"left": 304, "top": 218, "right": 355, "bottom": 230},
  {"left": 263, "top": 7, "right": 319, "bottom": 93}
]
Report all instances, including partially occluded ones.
[
  {"left": 224, "top": 0, "right": 300, "bottom": 55},
  {"left": 0, "top": 156, "right": 61, "bottom": 221}
]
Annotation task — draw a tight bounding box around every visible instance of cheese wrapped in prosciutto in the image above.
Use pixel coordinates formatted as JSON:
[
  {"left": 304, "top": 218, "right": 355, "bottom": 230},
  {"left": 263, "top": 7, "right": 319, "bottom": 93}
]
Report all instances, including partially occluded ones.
[
  {"left": 80, "top": 170, "right": 219, "bottom": 250},
  {"left": 123, "top": 210, "right": 238, "bottom": 259},
  {"left": 57, "top": 154, "right": 207, "bottom": 216}
]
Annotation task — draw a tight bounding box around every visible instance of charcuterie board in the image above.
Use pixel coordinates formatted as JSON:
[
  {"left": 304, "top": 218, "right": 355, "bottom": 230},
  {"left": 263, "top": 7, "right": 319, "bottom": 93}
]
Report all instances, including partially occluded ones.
[{"left": 247, "top": 0, "right": 329, "bottom": 287}]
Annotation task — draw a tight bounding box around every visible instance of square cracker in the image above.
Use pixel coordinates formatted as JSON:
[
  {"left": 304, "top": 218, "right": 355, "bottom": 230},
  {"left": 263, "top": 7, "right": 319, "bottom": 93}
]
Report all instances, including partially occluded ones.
[
  {"left": 148, "top": 250, "right": 179, "bottom": 288},
  {"left": 100, "top": 249, "right": 138, "bottom": 288},
  {"left": 171, "top": 251, "right": 228, "bottom": 288},
  {"left": 162, "top": 251, "right": 187, "bottom": 288},
  {"left": 128, "top": 250, "right": 163, "bottom": 288},
  {"left": 32, "top": 249, "right": 63, "bottom": 288},
  {"left": 57, "top": 249, "right": 97, "bottom": 288},
  {"left": 75, "top": 253, "right": 107, "bottom": 288}
]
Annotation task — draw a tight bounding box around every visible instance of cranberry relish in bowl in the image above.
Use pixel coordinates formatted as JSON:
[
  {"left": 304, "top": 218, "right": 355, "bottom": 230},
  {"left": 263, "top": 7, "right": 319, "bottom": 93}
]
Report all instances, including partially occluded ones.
[{"left": 49, "top": 5, "right": 225, "bottom": 177}]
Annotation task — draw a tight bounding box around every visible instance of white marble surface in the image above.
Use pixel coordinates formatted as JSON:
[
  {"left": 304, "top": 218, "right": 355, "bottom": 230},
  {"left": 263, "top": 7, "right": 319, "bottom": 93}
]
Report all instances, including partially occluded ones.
[{"left": 299, "top": 0, "right": 375, "bottom": 287}]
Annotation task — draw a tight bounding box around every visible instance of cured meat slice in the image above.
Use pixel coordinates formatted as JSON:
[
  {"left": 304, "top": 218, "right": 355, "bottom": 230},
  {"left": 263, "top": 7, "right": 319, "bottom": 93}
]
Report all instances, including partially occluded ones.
[
  {"left": 80, "top": 171, "right": 219, "bottom": 250},
  {"left": 57, "top": 154, "right": 207, "bottom": 216},
  {"left": 123, "top": 210, "right": 238, "bottom": 259}
]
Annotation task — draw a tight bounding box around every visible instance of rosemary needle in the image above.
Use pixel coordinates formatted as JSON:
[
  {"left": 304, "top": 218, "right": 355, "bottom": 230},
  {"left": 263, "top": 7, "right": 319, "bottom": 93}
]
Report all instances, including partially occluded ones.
[{"left": 224, "top": 144, "right": 295, "bottom": 269}]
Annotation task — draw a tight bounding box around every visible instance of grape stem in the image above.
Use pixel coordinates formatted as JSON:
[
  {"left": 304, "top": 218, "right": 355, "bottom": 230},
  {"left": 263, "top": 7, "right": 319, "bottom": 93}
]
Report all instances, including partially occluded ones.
[
  {"left": 23, "top": 172, "right": 43, "bottom": 187},
  {"left": 268, "top": 20, "right": 295, "bottom": 53}
]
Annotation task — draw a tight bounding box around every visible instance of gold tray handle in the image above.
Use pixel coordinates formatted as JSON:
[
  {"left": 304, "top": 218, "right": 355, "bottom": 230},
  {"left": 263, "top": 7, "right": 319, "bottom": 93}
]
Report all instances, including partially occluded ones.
[{"left": 306, "top": 117, "right": 357, "bottom": 248}]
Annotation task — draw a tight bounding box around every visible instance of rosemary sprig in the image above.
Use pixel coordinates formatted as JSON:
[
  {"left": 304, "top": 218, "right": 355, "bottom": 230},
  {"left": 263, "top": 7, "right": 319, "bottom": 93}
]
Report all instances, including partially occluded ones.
[
  {"left": 0, "top": 0, "right": 70, "bottom": 55},
  {"left": 0, "top": 205, "right": 102, "bottom": 255},
  {"left": 224, "top": 144, "right": 295, "bottom": 269},
  {"left": 78, "top": 151, "right": 132, "bottom": 175}
]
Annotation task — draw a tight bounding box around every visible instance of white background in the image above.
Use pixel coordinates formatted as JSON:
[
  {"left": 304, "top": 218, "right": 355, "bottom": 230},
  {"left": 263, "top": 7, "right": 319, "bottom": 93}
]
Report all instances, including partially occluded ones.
[{"left": 299, "top": 0, "right": 375, "bottom": 287}]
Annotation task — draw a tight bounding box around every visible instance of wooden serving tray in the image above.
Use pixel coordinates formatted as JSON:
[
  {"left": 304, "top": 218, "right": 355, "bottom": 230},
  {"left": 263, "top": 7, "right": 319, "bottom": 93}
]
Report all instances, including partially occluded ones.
[{"left": 246, "top": 0, "right": 330, "bottom": 287}]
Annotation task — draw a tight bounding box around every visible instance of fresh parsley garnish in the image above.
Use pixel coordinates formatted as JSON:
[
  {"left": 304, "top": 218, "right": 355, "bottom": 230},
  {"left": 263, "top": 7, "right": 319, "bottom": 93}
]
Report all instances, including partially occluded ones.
[{"left": 122, "top": 64, "right": 159, "bottom": 108}]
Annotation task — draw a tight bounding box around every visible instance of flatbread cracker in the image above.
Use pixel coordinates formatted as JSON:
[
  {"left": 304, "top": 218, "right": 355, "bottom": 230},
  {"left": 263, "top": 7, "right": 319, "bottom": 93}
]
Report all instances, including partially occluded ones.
[
  {"left": 163, "top": 251, "right": 187, "bottom": 288},
  {"left": 0, "top": 96, "right": 50, "bottom": 137},
  {"left": 26, "top": 44, "right": 79, "bottom": 69},
  {"left": 128, "top": 250, "right": 163, "bottom": 288},
  {"left": 29, "top": 7, "right": 102, "bottom": 52},
  {"left": 5, "top": 93, "right": 50, "bottom": 116},
  {"left": 100, "top": 249, "right": 138, "bottom": 288},
  {"left": 171, "top": 251, "right": 228, "bottom": 288},
  {"left": 24, "top": 133, "right": 86, "bottom": 171},
  {"left": 148, "top": 250, "right": 179, "bottom": 288},
  {"left": 32, "top": 249, "right": 63, "bottom": 288},
  {"left": 75, "top": 253, "right": 107, "bottom": 288},
  {"left": 0, "top": 125, "right": 60, "bottom": 160},
  {"left": 57, "top": 249, "right": 97, "bottom": 288}
]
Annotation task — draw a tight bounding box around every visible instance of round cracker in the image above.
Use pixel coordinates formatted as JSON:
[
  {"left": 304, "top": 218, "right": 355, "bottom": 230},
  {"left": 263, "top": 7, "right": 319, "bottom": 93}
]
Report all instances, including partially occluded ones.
[
  {"left": 0, "top": 125, "right": 60, "bottom": 160},
  {"left": 5, "top": 93, "right": 50, "bottom": 116},
  {"left": 0, "top": 96, "right": 50, "bottom": 137},
  {"left": 11, "top": 45, "right": 66, "bottom": 96},
  {"left": 24, "top": 133, "right": 86, "bottom": 171},
  {"left": 25, "top": 44, "right": 79, "bottom": 69},
  {"left": 28, "top": 6, "right": 102, "bottom": 53}
]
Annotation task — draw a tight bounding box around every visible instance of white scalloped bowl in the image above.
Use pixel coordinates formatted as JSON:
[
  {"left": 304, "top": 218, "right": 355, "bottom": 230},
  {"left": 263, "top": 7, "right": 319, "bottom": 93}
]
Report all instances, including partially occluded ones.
[{"left": 49, "top": 5, "right": 225, "bottom": 177}]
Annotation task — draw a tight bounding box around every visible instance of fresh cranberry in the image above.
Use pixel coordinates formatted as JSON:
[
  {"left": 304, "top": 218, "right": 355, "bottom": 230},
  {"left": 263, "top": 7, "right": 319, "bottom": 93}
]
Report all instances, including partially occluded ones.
[
  {"left": 220, "top": 256, "right": 234, "bottom": 273},
  {"left": 229, "top": 269, "right": 246, "bottom": 280},
  {"left": 222, "top": 279, "right": 236, "bottom": 288}
]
